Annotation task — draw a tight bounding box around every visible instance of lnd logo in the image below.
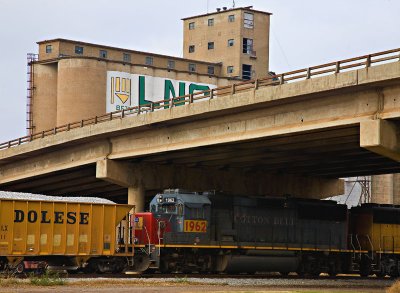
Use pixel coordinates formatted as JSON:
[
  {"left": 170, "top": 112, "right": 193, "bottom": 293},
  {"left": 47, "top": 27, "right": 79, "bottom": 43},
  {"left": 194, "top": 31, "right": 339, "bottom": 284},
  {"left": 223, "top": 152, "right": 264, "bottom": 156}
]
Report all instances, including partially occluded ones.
[{"left": 106, "top": 71, "right": 216, "bottom": 113}]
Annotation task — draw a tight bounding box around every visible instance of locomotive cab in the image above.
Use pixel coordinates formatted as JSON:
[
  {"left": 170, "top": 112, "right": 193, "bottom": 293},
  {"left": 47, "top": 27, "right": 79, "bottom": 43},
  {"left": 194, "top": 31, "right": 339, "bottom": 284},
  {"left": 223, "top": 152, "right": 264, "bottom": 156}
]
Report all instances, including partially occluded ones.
[
  {"left": 150, "top": 189, "right": 212, "bottom": 245},
  {"left": 134, "top": 190, "right": 212, "bottom": 246}
]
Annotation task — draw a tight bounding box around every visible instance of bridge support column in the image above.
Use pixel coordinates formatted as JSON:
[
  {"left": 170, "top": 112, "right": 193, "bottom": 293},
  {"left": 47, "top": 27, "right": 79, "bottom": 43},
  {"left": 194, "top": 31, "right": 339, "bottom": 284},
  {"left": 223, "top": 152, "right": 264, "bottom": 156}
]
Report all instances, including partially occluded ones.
[{"left": 128, "top": 185, "right": 145, "bottom": 212}]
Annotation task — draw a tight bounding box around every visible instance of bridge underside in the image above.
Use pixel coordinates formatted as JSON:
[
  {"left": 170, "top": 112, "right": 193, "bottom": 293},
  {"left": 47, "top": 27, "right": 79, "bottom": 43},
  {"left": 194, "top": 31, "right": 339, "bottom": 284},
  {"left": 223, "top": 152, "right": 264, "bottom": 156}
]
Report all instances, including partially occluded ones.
[{"left": 1, "top": 123, "right": 399, "bottom": 204}]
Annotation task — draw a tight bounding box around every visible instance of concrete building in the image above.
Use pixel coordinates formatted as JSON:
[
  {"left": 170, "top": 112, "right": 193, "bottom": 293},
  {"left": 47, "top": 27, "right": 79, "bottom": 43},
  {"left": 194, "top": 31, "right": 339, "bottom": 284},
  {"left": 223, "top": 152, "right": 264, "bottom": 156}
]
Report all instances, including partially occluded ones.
[
  {"left": 182, "top": 6, "right": 270, "bottom": 80},
  {"left": 29, "top": 6, "right": 271, "bottom": 135}
]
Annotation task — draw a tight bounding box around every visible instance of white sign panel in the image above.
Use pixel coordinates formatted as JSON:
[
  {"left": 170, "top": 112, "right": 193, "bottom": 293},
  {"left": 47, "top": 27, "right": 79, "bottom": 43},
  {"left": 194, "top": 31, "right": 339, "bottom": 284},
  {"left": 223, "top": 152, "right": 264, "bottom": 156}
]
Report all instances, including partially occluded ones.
[{"left": 106, "top": 71, "right": 217, "bottom": 112}]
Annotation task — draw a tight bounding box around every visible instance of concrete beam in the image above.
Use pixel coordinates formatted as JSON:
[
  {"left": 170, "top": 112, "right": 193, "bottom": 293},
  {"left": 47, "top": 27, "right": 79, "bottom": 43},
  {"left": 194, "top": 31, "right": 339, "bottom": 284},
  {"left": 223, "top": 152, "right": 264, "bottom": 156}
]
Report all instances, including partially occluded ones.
[
  {"left": 0, "top": 140, "right": 111, "bottom": 184},
  {"left": 96, "top": 159, "right": 137, "bottom": 187},
  {"left": 360, "top": 119, "right": 400, "bottom": 161},
  {"left": 96, "top": 159, "right": 344, "bottom": 199}
]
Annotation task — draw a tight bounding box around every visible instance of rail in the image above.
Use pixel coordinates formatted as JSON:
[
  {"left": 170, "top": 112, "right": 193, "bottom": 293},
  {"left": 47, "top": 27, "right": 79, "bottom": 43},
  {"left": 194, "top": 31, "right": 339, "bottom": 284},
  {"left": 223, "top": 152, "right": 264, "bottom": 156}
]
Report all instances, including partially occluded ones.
[{"left": 1, "top": 47, "right": 399, "bottom": 150}]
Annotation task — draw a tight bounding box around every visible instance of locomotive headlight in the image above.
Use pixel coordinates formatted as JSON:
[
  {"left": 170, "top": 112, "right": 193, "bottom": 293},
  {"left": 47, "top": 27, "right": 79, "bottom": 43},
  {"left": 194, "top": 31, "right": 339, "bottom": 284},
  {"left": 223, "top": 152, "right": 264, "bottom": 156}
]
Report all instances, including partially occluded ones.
[
  {"left": 194, "top": 236, "right": 200, "bottom": 244},
  {"left": 157, "top": 195, "right": 163, "bottom": 203}
]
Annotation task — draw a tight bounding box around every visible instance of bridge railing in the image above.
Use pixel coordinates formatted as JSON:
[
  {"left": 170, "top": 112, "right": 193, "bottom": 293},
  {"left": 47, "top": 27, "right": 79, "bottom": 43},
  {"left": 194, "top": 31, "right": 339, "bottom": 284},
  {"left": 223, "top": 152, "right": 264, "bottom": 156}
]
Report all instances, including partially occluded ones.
[{"left": 1, "top": 47, "right": 399, "bottom": 151}]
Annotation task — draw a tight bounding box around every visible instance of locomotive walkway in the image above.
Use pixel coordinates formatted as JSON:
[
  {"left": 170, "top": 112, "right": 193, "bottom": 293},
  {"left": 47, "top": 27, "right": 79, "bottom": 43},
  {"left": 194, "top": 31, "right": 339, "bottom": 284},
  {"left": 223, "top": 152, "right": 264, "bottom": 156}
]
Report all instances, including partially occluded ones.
[{"left": 0, "top": 48, "right": 400, "bottom": 207}]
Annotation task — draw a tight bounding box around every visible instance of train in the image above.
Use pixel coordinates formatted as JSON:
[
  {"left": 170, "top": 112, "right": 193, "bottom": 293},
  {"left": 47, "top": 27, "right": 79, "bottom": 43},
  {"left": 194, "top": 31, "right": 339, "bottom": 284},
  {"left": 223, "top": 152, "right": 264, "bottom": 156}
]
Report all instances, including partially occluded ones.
[
  {"left": 1, "top": 189, "right": 400, "bottom": 277},
  {"left": 133, "top": 189, "right": 400, "bottom": 277}
]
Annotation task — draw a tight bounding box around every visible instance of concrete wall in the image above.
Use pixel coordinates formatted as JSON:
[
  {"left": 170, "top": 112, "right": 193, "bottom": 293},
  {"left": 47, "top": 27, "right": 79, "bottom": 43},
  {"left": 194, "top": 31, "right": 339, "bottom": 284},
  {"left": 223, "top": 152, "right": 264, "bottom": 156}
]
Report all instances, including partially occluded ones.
[
  {"left": 57, "top": 59, "right": 107, "bottom": 126},
  {"left": 32, "top": 63, "right": 58, "bottom": 132},
  {"left": 371, "top": 174, "right": 400, "bottom": 204}
]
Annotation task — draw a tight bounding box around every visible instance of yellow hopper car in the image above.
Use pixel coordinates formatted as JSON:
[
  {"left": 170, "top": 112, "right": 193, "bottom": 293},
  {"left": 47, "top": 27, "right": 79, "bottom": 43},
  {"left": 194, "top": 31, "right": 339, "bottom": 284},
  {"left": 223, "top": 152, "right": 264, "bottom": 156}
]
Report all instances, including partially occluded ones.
[{"left": 0, "top": 193, "right": 134, "bottom": 273}]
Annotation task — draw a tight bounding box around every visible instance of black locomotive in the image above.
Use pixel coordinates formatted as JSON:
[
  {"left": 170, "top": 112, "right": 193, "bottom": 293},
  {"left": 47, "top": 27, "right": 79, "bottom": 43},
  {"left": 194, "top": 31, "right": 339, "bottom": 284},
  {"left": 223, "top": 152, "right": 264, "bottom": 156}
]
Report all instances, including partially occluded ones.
[{"left": 133, "top": 189, "right": 400, "bottom": 276}]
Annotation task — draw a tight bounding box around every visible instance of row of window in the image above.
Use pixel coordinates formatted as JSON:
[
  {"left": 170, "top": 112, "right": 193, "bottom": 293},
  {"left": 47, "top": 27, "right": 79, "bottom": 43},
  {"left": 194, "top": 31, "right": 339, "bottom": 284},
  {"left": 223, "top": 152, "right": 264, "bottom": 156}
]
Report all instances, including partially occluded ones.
[
  {"left": 46, "top": 44, "right": 132, "bottom": 62},
  {"left": 189, "top": 39, "right": 234, "bottom": 53},
  {"left": 188, "top": 12, "right": 254, "bottom": 30},
  {"left": 188, "top": 38, "right": 253, "bottom": 54},
  {"left": 45, "top": 44, "right": 215, "bottom": 74},
  {"left": 189, "top": 14, "right": 235, "bottom": 30}
]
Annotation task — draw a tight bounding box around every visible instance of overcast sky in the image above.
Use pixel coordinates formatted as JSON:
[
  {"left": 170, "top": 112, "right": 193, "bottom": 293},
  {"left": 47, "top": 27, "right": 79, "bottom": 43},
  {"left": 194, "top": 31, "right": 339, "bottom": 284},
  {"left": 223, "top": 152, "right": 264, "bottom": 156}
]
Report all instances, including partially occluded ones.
[{"left": 0, "top": 0, "right": 399, "bottom": 142}]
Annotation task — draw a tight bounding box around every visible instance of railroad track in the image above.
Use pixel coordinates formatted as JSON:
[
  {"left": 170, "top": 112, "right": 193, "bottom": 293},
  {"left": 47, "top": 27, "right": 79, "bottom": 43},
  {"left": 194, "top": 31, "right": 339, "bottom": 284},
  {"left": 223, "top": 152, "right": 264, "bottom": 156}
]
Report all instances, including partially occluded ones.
[{"left": 64, "top": 271, "right": 392, "bottom": 280}]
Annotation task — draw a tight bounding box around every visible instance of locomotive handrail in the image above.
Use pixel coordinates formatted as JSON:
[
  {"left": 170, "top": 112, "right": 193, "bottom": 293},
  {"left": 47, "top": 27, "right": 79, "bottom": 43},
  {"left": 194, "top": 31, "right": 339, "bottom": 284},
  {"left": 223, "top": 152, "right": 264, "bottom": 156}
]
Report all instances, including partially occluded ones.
[
  {"left": 143, "top": 225, "right": 151, "bottom": 255},
  {"left": 349, "top": 234, "right": 356, "bottom": 259},
  {"left": 355, "top": 235, "right": 362, "bottom": 258},
  {"left": 1, "top": 47, "right": 400, "bottom": 150},
  {"left": 366, "top": 235, "right": 374, "bottom": 260}
]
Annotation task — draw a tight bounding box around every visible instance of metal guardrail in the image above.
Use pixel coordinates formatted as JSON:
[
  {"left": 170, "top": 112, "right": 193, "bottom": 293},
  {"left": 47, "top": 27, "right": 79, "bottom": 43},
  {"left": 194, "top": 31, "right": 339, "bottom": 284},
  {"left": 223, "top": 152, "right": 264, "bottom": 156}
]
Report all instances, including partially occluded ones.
[{"left": 1, "top": 48, "right": 400, "bottom": 151}]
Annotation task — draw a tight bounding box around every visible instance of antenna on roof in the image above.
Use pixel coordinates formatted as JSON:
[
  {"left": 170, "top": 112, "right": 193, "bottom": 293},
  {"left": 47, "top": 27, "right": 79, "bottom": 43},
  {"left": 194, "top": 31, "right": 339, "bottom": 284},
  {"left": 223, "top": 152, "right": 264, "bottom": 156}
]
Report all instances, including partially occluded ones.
[{"left": 233, "top": 0, "right": 235, "bottom": 8}]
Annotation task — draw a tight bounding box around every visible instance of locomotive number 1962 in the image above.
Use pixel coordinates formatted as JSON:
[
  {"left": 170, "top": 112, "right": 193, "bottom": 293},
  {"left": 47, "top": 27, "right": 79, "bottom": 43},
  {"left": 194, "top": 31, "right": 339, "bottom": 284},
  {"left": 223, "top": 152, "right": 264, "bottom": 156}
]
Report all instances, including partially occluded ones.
[{"left": 184, "top": 220, "right": 207, "bottom": 233}]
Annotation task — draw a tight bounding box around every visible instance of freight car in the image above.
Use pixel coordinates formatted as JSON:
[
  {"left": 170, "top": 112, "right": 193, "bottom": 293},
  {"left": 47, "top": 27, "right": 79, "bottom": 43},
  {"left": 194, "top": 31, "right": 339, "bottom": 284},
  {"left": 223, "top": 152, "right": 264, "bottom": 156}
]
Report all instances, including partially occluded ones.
[
  {"left": 0, "top": 192, "right": 135, "bottom": 274},
  {"left": 350, "top": 204, "right": 400, "bottom": 277},
  {"left": 133, "top": 189, "right": 400, "bottom": 277}
]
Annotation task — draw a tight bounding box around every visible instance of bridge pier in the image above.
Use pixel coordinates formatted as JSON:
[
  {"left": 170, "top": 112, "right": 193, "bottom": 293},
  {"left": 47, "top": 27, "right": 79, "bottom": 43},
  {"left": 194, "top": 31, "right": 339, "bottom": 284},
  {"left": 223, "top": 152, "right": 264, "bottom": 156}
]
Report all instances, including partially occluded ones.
[{"left": 128, "top": 185, "right": 145, "bottom": 212}]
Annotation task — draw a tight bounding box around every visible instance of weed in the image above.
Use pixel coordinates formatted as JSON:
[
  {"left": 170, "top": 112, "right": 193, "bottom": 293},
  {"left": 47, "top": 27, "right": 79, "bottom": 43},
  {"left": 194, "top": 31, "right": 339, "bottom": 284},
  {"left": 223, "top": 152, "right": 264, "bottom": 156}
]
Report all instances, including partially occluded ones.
[
  {"left": 0, "top": 277, "right": 22, "bottom": 287},
  {"left": 173, "top": 275, "right": 189, "bottom": 284},
  {"left": 29, "top": 270, "right": 65, "bottom": 286}
]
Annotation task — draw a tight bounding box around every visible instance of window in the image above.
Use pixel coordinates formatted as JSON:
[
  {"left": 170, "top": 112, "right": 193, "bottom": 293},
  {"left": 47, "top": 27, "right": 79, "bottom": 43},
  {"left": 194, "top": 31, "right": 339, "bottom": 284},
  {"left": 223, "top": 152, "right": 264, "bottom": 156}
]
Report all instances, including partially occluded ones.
[
  {"left": 99, "top": 50, "right": 107, "bottom": 58},
  {"left": 207, "top": 66, "right": 215, "bottom": 75},
  {"left": 189, "top": 45, "right": 195, "bottom": 53},
  {"left": 123, "top": 53, "right": 131, "bottom": 62},
  {"left": 167, "top": 60, "right": 175, "bottom": 69},
  {"left": 189, "top": 22, "right": 195, "bottom": 30},
  {"left": 45, "top": 45, "right": 52, "bottom": 53},
  {"left": 228, "top": 39, "right": 234, "bottom": 47},
  {"left": 227, "top": 66, "right": 234, "bottom": 74},
  {"left": 75, "top": 46, "right": 84, "bottom": 55},
  {"left": 145, "top": 56, "right": 153, "bottom": 66},
  {"left": 244, "top": 12, "right": 254, "bottom": 28},
  {"left": 188, "top": 63, "right": 196, "bottom": 72},
  {"left": 228, "top": 14, "right": 235, "bottom": 22},
  {"left": 243, "top": 38, "right": 253, "bottom": 54},
  {"left": 242, "top": 64, "right": 252, "bottom": 80},
  {"left": 207, "top": 42, "right": 214, "bottom": 50},
  {"left": 208, "top": 18, "right": 214, "bottom": 26}
]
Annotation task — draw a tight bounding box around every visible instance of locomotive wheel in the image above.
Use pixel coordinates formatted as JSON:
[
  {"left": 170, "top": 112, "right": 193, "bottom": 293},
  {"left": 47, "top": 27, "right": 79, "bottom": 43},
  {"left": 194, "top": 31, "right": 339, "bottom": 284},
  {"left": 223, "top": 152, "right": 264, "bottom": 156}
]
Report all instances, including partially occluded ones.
[
  {"left": 280, "top": 272, "right": 289, "bottom": 277},
  {"left": 133, "top": 255, "right": 150, "bottom": 272},
  {"left": 159, "top": 259, "right": 170, "bottom": 273},
  {"left": 15, "top": 262, "right": 24, "bottom": 274}
]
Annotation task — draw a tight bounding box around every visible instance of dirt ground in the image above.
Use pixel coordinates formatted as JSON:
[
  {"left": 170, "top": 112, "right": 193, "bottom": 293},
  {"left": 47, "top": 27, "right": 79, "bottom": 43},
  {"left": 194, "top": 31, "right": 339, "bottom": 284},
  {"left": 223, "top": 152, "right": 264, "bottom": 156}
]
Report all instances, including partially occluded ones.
[{"left": 0, "top": 284, "right": 390, "bottom": 293}]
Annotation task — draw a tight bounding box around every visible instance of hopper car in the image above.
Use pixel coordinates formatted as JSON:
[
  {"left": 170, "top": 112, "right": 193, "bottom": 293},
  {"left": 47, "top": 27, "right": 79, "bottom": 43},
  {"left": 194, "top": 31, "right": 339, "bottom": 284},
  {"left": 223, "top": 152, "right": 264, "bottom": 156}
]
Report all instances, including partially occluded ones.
[{"left": 0, "top": 195, "right": 135, "bottom": 274}]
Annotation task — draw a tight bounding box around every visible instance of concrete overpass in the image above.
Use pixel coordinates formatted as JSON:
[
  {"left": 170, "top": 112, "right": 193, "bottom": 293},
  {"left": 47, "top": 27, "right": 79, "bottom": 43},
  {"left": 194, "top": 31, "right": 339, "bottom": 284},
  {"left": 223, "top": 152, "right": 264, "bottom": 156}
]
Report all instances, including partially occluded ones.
[{"left": 1, "top": 48, "right": 400, "bottom": 210}]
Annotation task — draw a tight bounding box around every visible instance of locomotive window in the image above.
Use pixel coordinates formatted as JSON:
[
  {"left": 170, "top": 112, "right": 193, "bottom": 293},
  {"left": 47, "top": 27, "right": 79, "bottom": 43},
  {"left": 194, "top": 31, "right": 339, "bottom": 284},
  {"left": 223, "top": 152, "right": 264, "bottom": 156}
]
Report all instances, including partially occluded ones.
[{"left": 158, "top": 204, "right": 177, "bottom": 214}]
